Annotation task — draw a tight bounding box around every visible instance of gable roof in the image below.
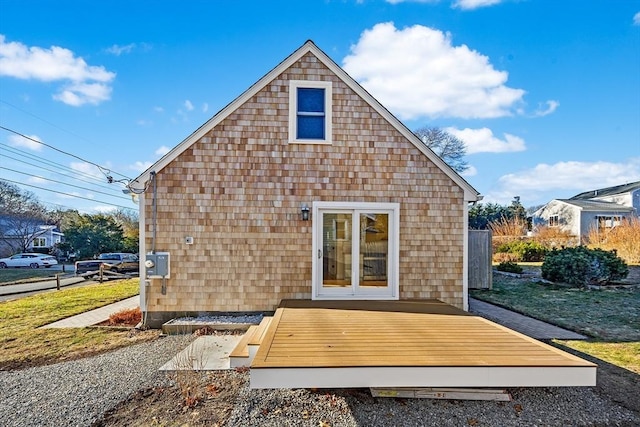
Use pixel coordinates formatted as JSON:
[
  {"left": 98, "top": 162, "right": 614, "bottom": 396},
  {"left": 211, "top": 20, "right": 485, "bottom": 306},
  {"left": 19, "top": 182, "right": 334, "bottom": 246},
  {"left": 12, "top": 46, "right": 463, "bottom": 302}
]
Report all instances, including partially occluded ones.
[
  {"left": 132, "top": 40, "right": 479, "bottom": 201},
  {"left": 556, "top": 199, "right": 635, "bottom": 212},
  {"left": 570, "top": 181, "right": 640, "bottom": 200}
]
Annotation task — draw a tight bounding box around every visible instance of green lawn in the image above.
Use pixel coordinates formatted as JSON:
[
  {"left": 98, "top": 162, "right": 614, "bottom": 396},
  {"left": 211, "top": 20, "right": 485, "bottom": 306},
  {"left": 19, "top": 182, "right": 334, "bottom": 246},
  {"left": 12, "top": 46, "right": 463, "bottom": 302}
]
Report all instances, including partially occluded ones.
[
  {"left": 0, "top": 268, "right": 62, "bottom": 285},
  {"left": 471, "top": 274, "right": 640, "bottom": 373},
  {"left": 0, "top": 279, "right": 157, "bottom": 370}
]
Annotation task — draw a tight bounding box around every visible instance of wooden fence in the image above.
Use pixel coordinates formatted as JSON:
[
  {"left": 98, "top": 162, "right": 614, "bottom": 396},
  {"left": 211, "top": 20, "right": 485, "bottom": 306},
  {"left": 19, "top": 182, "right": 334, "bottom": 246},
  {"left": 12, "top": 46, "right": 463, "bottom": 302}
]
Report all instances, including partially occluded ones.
[{"left": 468, "top": 230, "right": 492, "bottom": 290}]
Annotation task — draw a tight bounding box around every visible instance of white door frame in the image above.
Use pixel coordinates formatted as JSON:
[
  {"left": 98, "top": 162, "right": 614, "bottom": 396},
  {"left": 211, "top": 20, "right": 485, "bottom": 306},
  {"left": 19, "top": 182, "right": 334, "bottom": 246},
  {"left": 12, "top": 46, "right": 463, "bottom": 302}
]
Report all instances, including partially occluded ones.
[{"left": 311, "top": 201, "right": 400, "bottom": 300}]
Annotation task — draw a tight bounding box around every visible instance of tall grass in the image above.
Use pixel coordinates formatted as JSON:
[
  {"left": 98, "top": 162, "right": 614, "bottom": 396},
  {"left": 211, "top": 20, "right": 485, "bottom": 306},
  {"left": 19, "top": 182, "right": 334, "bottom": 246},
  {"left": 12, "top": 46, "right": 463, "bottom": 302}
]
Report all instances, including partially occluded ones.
[
  {"left": 488, "top": 216, "right": 528, "bottom": 237},
  {"left": 586, "top": 217, "right": 640, "bottom": 264}
]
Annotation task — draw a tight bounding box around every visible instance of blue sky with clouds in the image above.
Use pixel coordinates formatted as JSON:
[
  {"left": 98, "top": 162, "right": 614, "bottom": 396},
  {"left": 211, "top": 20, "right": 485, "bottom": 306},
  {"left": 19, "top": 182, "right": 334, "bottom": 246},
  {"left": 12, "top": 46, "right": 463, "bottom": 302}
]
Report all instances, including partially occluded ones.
[{"left": 1, "top": 0, "right": 639, "bottom": 213}]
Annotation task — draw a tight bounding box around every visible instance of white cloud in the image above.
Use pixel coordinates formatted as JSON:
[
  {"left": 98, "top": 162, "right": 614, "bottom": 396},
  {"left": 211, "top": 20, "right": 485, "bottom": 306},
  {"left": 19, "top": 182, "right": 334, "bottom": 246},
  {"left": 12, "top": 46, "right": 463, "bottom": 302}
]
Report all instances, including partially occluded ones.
[
  {"left": 105, "top": 43, "right": 136, "bottom": 56},
  {"left": 461, "top": 165, "right": 477, "bottom": 177},
  {"left": 445, "top": 127, "right": 526, "bottom": 154},
  {"left": 8, "top": 133, "right": 42, "bottom": 151},
  {"left": 70, "top": 162, "right": 104, "bottom": 179},
  {"left": 385, "top": 0, "right": 439, "bottom": 4},
  {"left": 93, "top": 205, "right": 118, "bottom": 214},
  {"left": 154, "top": 106, "right": 164, "bottom": 113},
  {"left": 27, "top": 176, "right": 47, "bottom": 185},
  {"left": 155, "top": 146, "right": 171, "bottom": 156},
  {"left": 0, "top": 35, "right": 115, "bottom": 106},
  {"left": 634, "top": 12, "right": 640, "bottom": 25},
  {"left": 342, "top": 23, "right": 525, "bottom": 120},
  {"left": 533, "top": 100, "right": 559, "bottom": 117},
  {"left": 184, "top": 100, "right": 194, "bottom": 111},
  {"left": 53, "top": 81, "right": 112, "bottom": 106},
  {"left": 130, "top": 161, "right": 153, "bottom": 172},
  {"left": 484, "top": 158, "right": 640, "bottom": 205},
  {"left": 453, "top": 0, "right": 502, "bottom": 10},
  {"left": 202, "top": 103, "right": 209, "bottom": 113}
]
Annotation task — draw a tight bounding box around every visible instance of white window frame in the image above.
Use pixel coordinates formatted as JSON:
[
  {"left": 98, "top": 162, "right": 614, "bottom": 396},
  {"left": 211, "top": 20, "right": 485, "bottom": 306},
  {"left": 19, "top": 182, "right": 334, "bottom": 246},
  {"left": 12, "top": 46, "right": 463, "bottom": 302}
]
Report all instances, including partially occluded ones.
[
  {"left": 32, "top": 237, "right": 47, "bottom": 247},
  {"left": 289, "top": 80, "right": 332, "bottom": 145},
  {"left": 311, "top": 201, "right": 400, "bottom": 300}
]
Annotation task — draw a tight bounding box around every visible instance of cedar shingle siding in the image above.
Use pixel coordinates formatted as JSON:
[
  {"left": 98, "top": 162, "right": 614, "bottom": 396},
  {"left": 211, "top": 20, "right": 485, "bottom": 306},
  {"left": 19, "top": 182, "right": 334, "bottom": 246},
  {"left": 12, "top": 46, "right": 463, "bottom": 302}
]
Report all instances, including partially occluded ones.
[{"left": 141, "top": 49, "right": 470, "bottom": 326}]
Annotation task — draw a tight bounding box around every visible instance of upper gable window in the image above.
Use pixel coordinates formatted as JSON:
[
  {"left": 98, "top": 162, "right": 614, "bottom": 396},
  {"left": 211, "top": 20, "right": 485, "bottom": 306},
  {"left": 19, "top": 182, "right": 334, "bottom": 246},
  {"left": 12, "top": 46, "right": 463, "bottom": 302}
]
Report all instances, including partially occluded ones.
[{"left": 289, "top": 80, "right": 332, "bottom": 144}]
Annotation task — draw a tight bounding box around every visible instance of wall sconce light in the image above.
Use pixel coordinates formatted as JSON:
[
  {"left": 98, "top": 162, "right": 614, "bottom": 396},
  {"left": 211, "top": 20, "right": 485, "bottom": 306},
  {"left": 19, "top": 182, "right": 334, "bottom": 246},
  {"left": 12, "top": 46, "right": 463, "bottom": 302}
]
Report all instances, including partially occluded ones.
[{"left": 301, "top": 203, "right": 310, "bottom": 221}]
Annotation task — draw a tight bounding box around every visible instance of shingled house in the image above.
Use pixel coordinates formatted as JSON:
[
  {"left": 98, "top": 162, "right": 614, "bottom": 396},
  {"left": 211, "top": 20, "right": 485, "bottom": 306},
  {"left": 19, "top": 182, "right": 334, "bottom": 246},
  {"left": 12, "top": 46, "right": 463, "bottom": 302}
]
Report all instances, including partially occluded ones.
[{"left": 132, "top": 41, "right": 480, "bottom": 327}]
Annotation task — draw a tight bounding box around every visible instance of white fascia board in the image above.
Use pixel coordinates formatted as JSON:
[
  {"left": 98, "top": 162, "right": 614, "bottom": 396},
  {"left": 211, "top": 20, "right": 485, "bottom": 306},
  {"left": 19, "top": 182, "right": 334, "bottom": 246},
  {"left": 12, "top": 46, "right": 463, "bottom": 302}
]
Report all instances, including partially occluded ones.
[{"left": 250, "top": 366, "right": 597, "bottom": 389}]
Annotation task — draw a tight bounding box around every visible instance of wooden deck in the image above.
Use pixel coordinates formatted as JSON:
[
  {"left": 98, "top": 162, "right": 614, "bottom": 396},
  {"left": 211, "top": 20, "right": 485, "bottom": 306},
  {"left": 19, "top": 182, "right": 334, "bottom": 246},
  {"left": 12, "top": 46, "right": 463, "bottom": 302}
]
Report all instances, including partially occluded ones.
[{"left": 250, "top": 300, "right": 596, "bottom": 389}]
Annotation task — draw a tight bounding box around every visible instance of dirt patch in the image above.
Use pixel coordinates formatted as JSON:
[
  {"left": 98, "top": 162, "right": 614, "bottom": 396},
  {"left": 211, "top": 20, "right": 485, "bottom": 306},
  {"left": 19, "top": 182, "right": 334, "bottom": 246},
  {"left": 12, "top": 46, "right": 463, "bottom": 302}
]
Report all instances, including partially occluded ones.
[{"left": 93, "top": 370, "right": 246, "bottom": 427}]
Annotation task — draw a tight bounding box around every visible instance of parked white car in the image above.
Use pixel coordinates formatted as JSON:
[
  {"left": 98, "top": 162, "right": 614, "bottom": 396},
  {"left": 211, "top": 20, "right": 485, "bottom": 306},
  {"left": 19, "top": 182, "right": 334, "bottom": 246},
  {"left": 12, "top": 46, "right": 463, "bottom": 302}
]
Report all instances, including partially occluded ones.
[{"left": 0, "top": 253, "right": 59, "bottom": 268}]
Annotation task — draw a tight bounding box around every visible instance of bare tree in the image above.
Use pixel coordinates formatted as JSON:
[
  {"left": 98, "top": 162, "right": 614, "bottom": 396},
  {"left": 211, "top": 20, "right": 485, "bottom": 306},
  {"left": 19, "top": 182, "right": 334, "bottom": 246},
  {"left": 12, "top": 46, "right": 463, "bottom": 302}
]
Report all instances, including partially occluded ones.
[
  {"left": 413, "top": 127, "right": 469, "bottom": 173},
  {"left": 0, "top": 180, "right": 50, "bottom": 254}
]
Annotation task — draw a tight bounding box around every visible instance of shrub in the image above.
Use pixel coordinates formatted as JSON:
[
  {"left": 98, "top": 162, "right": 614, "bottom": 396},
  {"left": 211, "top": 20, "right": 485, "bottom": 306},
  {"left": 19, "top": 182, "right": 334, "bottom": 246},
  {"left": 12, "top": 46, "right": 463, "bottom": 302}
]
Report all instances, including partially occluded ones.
[
  {"left": 496, "top": 261, "right": 523, "bottom": 274},
  {"left": 495, "top": 240, "right": 548, "bottom": 262},
  {"left": 541, "top": 246, "right": 629, "bottom": 287},
  {"left": 586, "top": 217, "right": 640, "bottom": 264},
  {"left": 108, "top": 307, "right": 142, "bottom": 326},
  {"left": 489, "top": 217, "right": 528, "bottom": 237}
]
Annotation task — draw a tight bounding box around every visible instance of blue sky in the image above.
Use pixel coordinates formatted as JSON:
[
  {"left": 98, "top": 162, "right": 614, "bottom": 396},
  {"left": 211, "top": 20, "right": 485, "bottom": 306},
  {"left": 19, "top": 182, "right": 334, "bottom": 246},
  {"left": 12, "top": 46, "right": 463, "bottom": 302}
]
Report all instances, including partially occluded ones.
[{"left": 1, "top": 0, "right": 639, "bottom": 214}]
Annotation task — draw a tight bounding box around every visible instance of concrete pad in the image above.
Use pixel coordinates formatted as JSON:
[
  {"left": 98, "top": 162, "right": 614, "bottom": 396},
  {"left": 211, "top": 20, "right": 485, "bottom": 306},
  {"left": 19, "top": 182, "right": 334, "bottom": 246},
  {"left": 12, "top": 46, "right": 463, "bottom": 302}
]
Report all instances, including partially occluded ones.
[{"left": 160, "top": 334, "right": 243, "bottom": 371}]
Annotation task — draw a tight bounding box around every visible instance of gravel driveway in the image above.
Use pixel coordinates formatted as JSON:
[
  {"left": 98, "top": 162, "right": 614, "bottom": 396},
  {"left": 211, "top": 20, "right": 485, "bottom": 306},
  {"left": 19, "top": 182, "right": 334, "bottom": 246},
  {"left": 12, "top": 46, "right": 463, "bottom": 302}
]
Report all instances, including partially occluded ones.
[{"left": 1, "top": 335, "right": 639, "bottom": 427}]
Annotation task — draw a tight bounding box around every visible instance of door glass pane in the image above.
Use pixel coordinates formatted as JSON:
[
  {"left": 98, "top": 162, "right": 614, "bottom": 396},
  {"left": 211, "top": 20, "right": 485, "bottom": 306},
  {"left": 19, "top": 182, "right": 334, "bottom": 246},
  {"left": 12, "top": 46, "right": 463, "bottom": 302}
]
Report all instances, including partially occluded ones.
[
  {"left": 322, "top": 213, "right": 352, "bottom": 288},
  {"left": 359, "top": 213, "right": 388, "bottom": 288}
]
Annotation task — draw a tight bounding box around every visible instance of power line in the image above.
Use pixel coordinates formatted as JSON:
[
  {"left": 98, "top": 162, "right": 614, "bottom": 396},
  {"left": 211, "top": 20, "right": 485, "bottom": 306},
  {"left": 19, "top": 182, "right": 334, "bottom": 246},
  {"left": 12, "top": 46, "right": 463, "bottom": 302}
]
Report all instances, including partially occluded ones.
[
  {"left": 0, "top": 124, "right": 132, "bottom": 181},
  {"left": 0, "top": 142, "right": 111, "bottom": 185},
  {"left": 0, "top": 177, "right": 137, "bottom": 211},
  {"left": 0, "top": 167, "right": 131, "bottom": 201},
  {"left": 0, "top": 99, "right": 92, "bottom": 145},
  {"left": 0, "top": 150, "right": 125, "bottom": 194}
]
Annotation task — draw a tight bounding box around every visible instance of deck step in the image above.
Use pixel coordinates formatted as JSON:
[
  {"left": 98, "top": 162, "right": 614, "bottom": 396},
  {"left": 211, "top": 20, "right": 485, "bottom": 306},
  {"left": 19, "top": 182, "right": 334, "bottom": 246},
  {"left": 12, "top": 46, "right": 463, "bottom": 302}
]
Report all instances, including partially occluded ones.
[{"left": 229, "top": 317, "right": 272, "bottom": 368}]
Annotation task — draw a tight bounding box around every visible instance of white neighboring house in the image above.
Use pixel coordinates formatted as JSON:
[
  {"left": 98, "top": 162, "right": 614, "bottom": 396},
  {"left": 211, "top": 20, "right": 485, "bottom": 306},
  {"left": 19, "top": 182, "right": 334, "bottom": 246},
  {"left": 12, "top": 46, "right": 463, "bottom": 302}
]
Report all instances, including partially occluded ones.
[
  {"left": 0, "top": 219, "right": 64, "bottom": 257},
  {"left": 531, "top": 181, "right": 640, "bottom": 243}
]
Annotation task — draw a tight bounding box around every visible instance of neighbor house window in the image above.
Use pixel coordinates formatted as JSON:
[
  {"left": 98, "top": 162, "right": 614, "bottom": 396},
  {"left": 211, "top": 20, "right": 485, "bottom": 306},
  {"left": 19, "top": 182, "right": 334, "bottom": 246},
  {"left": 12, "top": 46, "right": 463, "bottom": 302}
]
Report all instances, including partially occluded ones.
[
  {"left": 289, "top": 80, "right": 332, "bottom": 144},
  {"left": 597, "top": 216, "right": 622, "bottom": 230},
  {"left": 33, "top": 237, "right": 46, "bottom": 247},
  {"left": 549, "top": 215, "right": 559, "bottom": 227}
]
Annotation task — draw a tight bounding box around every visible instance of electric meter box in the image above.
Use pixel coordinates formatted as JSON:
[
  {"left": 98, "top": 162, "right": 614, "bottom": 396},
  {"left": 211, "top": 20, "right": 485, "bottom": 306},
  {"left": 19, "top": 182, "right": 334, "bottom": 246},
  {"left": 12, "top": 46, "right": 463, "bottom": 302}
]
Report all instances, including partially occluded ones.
[{"left": 145, "top": 252, "right": 170, "bottom": 278}]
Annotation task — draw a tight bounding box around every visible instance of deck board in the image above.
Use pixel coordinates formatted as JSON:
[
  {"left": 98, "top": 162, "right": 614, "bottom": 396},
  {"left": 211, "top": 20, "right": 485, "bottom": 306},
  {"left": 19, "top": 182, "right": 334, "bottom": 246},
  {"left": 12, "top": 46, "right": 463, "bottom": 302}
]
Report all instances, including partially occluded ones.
[{"left": 250, "top": 300, "right": 596, "bottom": 389}]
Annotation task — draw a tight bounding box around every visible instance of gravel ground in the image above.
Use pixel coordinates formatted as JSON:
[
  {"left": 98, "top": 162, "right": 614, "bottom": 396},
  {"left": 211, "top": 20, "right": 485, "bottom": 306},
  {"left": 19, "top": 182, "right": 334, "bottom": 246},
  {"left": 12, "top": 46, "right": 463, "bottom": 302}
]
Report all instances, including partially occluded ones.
[
  {"left": 0, "top": 335, "right": 193, "bottom": 427},
  {"left": 1, "top": 335, "right": 639, "bottom": 427}
]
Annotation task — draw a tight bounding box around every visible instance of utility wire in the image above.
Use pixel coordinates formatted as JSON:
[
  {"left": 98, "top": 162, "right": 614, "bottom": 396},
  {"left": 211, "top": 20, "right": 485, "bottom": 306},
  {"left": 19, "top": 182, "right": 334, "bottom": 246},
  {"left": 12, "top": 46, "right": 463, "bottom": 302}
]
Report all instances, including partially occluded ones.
[
  {"left": 0, "top": 154, "right": 125, "bottom": 193},
  {"left": 0, "top": 99, "right": 92, "bottom": 145},
  {"left": 0, "top": 167, "right": 131, "bottom": 201},
  {"left": 0, "top": 125, "right": 131, "bottom": 181},
  {"left": 0, "top": 151, "right": 125, "bottom": 194},
  {"left": 0, "top": 177, "right": 137, "bottom": 211},
  {"left": 0, "top": 143, "right": 111, "bottom": 185}
]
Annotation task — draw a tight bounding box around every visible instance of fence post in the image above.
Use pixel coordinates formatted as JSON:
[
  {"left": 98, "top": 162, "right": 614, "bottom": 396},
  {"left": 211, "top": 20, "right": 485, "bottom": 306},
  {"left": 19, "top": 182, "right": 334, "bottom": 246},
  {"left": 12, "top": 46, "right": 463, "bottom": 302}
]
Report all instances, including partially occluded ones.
[{"left": 56, "top": 273, "right": 60, "bottom": 290}]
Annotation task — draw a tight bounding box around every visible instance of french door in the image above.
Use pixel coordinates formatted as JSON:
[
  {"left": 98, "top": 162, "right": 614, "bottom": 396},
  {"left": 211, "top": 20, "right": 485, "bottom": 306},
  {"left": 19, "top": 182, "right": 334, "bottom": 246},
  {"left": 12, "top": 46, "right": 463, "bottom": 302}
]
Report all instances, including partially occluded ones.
[{"left": 312, "top": 202, "right": 399, "bottom": 299}]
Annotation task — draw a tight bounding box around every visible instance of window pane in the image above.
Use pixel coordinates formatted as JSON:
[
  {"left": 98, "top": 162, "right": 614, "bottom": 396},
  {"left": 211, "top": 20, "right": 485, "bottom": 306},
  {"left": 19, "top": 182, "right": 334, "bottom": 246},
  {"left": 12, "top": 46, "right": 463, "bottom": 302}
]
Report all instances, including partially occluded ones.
[
  {"left": 297, "top": 116, "right": 325, "bottom": 139},
  {"left": 323, "top": 213, "right": 352, "bottom": 288},
  {"left": 297, "top": 88, "right": 324, "bottom": 112},
  {"left": 359, "top": 213, "right": 388, "bottom": 287}
]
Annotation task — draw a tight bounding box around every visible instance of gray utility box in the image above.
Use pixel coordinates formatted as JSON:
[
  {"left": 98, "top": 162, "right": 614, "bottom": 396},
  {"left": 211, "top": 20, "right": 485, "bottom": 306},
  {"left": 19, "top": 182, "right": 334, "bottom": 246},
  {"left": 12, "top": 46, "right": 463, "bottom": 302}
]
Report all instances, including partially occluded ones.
[{"left": 145, "top": 252, "right": 170, "bottom": 278}]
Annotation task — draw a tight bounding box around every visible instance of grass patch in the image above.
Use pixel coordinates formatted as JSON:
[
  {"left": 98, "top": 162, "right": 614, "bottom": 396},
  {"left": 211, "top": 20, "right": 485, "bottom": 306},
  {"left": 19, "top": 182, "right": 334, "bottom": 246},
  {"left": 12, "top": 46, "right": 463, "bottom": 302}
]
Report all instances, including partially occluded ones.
[
  {"left": 471, "top": 275, "right": 640, "bottom": 372},
  {"left": 0, "top": 268, "right": 60, "bottom": 285},
  {"left": 555, "top": 340, "right": 640, "bottom": 374},
  {"left": 0, "top": 279, "right": 158, "bottom": 370},
  {"left": 471, "top": 275, "right": 640, "bottom": 341}
]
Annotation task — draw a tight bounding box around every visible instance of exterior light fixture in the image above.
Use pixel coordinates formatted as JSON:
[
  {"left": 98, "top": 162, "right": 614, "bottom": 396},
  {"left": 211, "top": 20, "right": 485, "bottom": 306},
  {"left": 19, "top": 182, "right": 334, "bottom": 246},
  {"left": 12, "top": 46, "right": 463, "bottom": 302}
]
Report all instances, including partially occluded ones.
[{"left": 301, "top": 203, "right": 310, "bottom": 221}]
